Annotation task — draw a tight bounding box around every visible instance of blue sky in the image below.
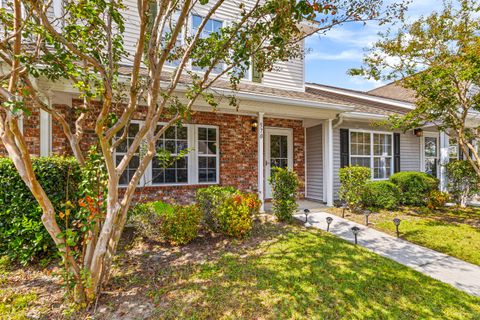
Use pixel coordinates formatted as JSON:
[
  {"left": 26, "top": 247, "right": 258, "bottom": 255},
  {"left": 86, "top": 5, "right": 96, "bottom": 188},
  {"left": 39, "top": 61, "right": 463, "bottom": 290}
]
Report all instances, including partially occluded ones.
[{"left": 304, "top": 0, "right": 439, "bottom": 92}]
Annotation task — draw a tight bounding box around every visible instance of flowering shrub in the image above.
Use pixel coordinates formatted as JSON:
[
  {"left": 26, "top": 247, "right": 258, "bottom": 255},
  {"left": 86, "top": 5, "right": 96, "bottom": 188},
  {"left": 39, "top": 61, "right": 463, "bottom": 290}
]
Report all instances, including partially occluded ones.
[
  {"left": 195, "top": 186, "right": 237, "bottom": 231},
  {"left": 427, "top": 190, "right": 450, "bottom": 210},
  {"left": 216, "top": 192, "right": 261, "bottom": 238}
]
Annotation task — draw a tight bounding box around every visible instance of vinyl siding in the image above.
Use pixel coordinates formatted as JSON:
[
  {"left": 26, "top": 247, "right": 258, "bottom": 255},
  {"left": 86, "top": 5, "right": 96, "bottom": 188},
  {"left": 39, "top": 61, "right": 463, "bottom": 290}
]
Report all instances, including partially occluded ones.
[
  {"left": 333, "top": 121, "right": 422, "bottom": 199},
  {"left": 120, "top": 0, "right": 304, "bottom": 90},
  {"left": 306, "top": 124, "right": 323, "bottom": 201}
]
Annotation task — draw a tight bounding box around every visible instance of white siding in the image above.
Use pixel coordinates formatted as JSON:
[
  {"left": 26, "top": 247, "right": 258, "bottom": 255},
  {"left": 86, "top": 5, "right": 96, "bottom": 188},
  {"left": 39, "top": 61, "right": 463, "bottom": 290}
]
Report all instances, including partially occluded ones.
[
  {"left": 120, "top": 0, "right": 304, "bottom": 90},
  {"left": 306, "top": 124, "right": 323, "bottom": 201},
  {"left": 332, "top": 121, "right": 423, "bottom": 199}
]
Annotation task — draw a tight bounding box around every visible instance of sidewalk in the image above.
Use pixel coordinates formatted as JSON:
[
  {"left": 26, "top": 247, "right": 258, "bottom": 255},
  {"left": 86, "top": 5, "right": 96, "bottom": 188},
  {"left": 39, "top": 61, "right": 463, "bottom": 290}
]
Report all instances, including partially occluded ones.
[{"left": 297, "top": 211, "right": 480, "bottom": 297}]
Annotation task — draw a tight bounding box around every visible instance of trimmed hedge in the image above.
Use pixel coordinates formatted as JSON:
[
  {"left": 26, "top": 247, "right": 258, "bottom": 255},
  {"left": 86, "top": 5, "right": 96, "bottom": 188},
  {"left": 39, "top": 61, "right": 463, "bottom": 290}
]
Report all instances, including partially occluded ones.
[
  {"left": 0, "top": 157, "right": 81, "bottom": 265},
  {"left": 268, "top": 167, "right": 300, "bottom": 222},
  {"left": 389, "top": 171, "right": 438, "bottom": 206},
  {"left": 361, "top": 181, "right": 400, "bottom": 210},
  {"left": 339, "top": 166, "right": 371, "bottom": 211}
]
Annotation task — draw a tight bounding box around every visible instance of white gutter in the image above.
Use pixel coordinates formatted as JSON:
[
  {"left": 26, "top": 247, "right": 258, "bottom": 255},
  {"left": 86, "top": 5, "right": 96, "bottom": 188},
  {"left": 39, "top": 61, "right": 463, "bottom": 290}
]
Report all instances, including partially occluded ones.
[
  {"left": 342, "top": 112, "right": 389, "bottom": 121},
  {"left": 306, "top": 83, "right": 414, "bottom": 110}
]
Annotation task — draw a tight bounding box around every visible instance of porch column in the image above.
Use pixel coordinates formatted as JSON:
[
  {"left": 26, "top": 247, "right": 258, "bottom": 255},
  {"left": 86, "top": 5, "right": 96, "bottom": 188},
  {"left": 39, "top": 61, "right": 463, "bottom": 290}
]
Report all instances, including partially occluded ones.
[
  {"left": 40, "top": 109, "right": 52, "bottom": 157},
  {"left": 323, "top": 119, "right": 334, "bottom": 207},
  {"left": 258, "top": 112, "right": 265, "bottom": 212},
  {"left": 439, "top": 131, "right": 449, "bottom": 192}
]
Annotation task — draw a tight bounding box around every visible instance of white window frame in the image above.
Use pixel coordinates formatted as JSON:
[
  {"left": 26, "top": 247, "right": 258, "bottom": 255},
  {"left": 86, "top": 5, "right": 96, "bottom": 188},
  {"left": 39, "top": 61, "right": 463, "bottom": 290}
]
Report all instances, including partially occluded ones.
[
  {"left": 349, "top": 129, "right": 394, "bottom": 180},
  {"left": 115, "top": 120, "right": 146, "bottom": 187},
  {"left": 116, "top": 122, "right": 220, "bottom": 187},
  {"left": 420, "top": 131, "right": 440, "bottom": 175}
]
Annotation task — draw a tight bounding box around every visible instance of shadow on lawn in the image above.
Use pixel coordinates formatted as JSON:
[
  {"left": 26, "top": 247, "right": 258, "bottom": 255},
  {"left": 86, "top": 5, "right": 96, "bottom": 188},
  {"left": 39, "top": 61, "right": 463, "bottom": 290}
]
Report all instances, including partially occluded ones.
[{"left": 143, "top": 226, "right": 480, "bottom": 319}]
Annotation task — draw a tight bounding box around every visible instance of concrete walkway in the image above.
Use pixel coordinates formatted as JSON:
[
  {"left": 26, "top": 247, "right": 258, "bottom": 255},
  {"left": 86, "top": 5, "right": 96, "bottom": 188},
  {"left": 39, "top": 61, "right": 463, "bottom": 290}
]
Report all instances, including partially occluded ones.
[{"left": 297, "top": 211, "right": 480, "bottom": 297}]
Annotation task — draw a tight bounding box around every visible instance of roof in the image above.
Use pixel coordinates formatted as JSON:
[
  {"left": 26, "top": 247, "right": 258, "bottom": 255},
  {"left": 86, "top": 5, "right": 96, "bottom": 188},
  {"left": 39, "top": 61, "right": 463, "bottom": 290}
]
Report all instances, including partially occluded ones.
[
  {"left": 305, "top": 83, "right": 413, "bottom": 116},
  {"left": 367, "top": 81, "right": 416, "bottom": 103}
]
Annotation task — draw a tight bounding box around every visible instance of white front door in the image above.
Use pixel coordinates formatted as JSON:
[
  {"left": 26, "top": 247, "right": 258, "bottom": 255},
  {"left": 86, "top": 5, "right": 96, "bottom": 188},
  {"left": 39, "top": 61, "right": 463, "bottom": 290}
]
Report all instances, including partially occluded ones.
[
  {"left": 265, "top": 128, "right": 293, "bottom": 199},
  {"left": 422, "top": 132, "right": 439, "bottom": 177}
]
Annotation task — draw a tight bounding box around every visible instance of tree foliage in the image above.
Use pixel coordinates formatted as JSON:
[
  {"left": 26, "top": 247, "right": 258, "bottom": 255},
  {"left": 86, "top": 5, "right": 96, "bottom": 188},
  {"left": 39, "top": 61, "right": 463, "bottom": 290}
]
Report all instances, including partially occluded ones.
[
  {"left": 351, "top": 0, "right": 480, "bottom": 177},
  {"left": 0, "top": 0, "right": 402, "bottom": 304}
]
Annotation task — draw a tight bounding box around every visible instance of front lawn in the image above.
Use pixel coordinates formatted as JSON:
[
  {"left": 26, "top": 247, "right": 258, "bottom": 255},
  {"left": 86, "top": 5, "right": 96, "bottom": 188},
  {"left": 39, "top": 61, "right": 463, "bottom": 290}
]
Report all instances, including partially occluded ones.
[
  {"left": 2, "top": 220, "right": 480, "bottom": 319},
  {"left": 328, "top": 206, "right": 480, "bottom": 266}
]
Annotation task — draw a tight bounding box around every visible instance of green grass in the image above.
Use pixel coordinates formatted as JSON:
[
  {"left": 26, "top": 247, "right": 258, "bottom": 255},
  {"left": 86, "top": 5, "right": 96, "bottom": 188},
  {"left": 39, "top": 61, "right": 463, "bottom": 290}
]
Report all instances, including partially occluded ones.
[
  {"left": 152, "top": 225, "right": 480, "bottom": 319},
  {"left": 0, "top": 289, "right": 37, "bottom": 320},
  {"left": 329, "top": 207, "right": 480, "bottom": 266}
]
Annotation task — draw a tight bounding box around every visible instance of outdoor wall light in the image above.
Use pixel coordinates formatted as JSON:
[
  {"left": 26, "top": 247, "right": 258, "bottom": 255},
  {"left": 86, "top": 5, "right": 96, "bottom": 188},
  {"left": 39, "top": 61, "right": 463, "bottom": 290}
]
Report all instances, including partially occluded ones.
[
  {"left": 251, "top": 120, "right": 258, "bottom": 132},
  {"left": 351, "top": 226, "right": 360, "bottom": 244},
  {"left": 393, "top": 218, "right": 401, "bottom": 238},
  {"left": 326, "top": 216, "right": 333, "bottom": 232},
  {"left": 413, "top": 128, "right": 424, "bottom": 137},
  {"left": 363, "top": 210, "right": 371, "bottom": 226},
  {"left": 304, "top": 209, "right": 310, "bottom": 223}
]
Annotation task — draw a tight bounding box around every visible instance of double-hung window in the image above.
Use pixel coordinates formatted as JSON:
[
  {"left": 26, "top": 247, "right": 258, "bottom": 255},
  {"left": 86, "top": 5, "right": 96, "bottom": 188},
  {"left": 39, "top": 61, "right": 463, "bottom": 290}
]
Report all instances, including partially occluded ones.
[
  {"left": 191, "top": 15, "right": 224, "bottom": 74},
  {"left": 116, "top": 123, "right": 219, "bottom": 187},
  {"left": 350, "top": 131, "right": 393, "bottom": 179}
]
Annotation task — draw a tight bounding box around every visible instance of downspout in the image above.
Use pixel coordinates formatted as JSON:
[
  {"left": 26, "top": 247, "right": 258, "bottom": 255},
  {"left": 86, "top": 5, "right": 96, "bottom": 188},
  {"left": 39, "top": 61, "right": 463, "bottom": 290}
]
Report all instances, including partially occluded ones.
[{"left": 332, "top": 113, "right": 345, "bottom": 129}]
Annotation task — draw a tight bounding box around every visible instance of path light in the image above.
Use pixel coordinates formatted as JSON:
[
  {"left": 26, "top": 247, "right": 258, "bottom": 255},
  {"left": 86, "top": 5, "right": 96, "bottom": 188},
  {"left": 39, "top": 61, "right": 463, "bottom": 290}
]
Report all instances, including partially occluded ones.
[
  {"left": 326, "top": 216, "right": 333, "bottom": 232},
  {"left": 393, "top": 218, "right": 401, "bottom": 238},
  {"left": 363, "top": 210, "right": 371, "bottom": 226},
  {"left": 304, "top": 209, "right": 310, "bottom": 223},
  {"left": 351, "top": 226, "right": 360, "bottom": 245}
]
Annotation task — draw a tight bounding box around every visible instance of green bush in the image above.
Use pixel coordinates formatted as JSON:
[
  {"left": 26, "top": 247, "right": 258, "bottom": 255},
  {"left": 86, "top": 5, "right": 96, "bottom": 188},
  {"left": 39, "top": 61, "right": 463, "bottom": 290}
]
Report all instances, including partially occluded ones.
[
  {"left": 128, "top": 201, "right": 202, "bottom": 245},
  {"left": 339, "top": 166, "right": 371, "bottom": 211},
  {"left": 216, "top": 193, "right": 261, "bottom": 238},
  {"left": 446, "top": 160, "right": 479, "bottom": 207},
  {"left": 361, "top": 181, "right": 399, "bottom": 210},
  {"left": 268, "top": 167, "right": 300, "bottom": 222},
  {"left": 0, "top": 157, "right": 81, "bottom": 265},
  {"left": 195, "top": 186, "right": 237, "bottom": 231},
  {"left": 427, "top": 190, "right": 450, "bottom": 209},
  {"left": 389, "top": 171, "right": 438, "bottom": 206}
]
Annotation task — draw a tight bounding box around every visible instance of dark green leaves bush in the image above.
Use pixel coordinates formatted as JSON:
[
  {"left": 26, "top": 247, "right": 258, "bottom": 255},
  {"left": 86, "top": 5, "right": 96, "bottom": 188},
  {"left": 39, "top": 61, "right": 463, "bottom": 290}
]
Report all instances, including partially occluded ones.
[
  {"left": 446, "top": 160, "right": 479, "bottom": 207},
  {"left": 361, "top": 181, "right": 399, "bottom": 210},
  {"left": 389, "top": 171, "right": 438, "bottom": 206},
  {"left": 0, "top": 157, "right": 81, "bottom": 265},
  {"left": 339, "top": 166, "right": 371, "bottom": 211},
  {"left": 268, "top": 167, "right": 300, "bottom": 222}
]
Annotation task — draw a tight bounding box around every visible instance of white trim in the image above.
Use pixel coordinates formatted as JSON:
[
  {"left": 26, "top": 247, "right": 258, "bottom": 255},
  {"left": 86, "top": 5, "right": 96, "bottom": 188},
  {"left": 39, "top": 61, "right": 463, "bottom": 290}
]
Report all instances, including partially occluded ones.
[
  {"left": 341, "top": 112, "right": 389, "bottom": 121},
  {"left": 264, "top": 127, "right": 293, "bottom": 199},
  {"left": 305, "top": 83, "right": 414, "bottom": 110},
  {"left": 195, "top": 124, "right": 220, "bottom": 185},
  {"left": 439, "top": 131, "right": 449, "bottom": 191},
  {"left": 304, "top": 125, "right": 307, "bottom": 198},
  {"left": 349, "top": 129, "right": 394, "bottom": 180},
  {"left": 39, "top": 109, "right": 52, "bottom": 157},
  {"left": 257, "top": 112, "right": 265, "bottom": 212}
]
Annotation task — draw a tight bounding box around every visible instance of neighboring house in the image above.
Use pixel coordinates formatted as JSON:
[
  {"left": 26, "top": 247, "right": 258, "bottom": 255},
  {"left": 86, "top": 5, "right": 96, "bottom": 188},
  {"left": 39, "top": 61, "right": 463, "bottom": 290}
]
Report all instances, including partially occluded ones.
[{"left": 0, "top": 1, "right": 468, "bottom": 210}]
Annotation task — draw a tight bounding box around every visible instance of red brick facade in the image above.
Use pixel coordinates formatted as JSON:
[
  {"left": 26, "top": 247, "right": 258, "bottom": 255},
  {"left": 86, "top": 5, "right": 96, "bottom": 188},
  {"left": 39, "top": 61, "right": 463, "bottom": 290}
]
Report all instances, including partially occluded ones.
[{"left": 1, "top": 100, "right": 306, "bottom": 205}]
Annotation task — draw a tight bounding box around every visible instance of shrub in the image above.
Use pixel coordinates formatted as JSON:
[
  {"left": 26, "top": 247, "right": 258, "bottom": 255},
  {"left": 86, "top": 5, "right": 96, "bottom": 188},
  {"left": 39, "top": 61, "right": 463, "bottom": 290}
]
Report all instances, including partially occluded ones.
[
  {"left": 128, "top": 201, "right": 202, "bottom": 245},
  {"left": 446, "top": 160, "right": 479, "bottom": 207},
  {"left": 427, "top": 190, "right": 450, "bottom": 209},
  {"left": 339, "top": 166, "right": 371, "bottom": 211},
  {"left": 216, "top": 193, "right": 261, "bottom": 238},
  {"left": 195, "top": 186, "right": 237, "bottom": 231},
  {"left": 361, "top": 181, "right": 399, "bottom": 210},
  {"left": 155, "top": 202, "right": 203, "bottom": 245},
  {"left": 0, "top": 157, "right": 81, "bottom": 265},
  {"left": 389, "top": 171, "right": 438, "bottom": 206},
  {"left": 268, "top": 167, "right": 300, "bottom": 222}
]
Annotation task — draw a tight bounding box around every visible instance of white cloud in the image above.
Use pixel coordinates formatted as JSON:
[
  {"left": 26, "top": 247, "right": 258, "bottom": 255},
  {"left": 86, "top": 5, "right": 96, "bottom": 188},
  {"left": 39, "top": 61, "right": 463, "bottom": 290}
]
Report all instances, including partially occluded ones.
[
  {"left": 348, "top": 76, "right": 385, "bottom": 89},
  {"left": 305, "top": 49, "right": 362, "bottom": 61}
]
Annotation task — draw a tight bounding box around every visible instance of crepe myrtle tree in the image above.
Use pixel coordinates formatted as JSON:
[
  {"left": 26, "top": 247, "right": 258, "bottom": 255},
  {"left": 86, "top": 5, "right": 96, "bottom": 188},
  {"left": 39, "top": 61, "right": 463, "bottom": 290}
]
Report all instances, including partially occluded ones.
[
  {"left": 0, "top": 0, "right": 403, "bottom": 304},
  {"left": 351, "top": 0, "right": 480, "bottom": 177}
]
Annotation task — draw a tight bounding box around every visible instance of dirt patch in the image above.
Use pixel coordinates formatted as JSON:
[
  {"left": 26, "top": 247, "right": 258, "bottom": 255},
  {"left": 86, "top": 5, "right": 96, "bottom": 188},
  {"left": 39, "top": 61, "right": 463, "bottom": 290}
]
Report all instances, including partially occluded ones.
[{"left": 0, "top": 214, "right": 290, "bottom": 319}]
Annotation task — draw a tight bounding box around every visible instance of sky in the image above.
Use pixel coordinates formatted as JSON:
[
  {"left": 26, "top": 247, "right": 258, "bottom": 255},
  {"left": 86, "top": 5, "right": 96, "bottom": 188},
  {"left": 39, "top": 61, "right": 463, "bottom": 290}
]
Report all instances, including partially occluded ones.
[{"left": 304, "top": 0, "right": 441, "bottom": 92}]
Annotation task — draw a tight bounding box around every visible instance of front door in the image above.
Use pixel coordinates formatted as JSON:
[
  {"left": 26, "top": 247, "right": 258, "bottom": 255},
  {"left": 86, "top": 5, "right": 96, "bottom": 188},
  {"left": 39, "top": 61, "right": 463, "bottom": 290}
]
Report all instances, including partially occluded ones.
[
  {"left": 265, "top": 128, "right": 293, "bottom": 199},
  {"left": 423, "top": 133, "right": 439, "bottom": 177}
]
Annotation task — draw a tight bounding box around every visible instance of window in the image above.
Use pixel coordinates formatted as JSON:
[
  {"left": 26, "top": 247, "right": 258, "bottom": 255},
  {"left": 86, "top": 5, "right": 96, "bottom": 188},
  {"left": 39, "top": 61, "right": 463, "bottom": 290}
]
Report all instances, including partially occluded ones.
[
  {"left": 115, "top": 123, "right": 141, "bottom": 186},
  {"left": 197, "top": 127, "right": 218, "bottom": 183},
  {"left": 152, "top": 125, "right": 189, "bottom": 184},
  {"left": 162, "top": 12, "right": 182, "bottom": 67},
  {"left": 115, "top": 123, "right": 219, "bottom": 186},
  {"left": 191, "top": 15, "right": 224, "bottom": 74},
  {"left": 448, "top": 137, "right": 459, "bottom": 162},
  {"left": 350, "top": 131, "right": 393, "bottom": 179}
]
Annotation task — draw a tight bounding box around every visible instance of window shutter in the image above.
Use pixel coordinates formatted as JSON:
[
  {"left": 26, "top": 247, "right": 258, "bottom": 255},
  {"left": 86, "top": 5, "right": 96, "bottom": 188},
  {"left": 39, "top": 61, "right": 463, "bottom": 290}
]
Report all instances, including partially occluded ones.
[
  {"left": 251, "top": 57, "right": 263, "bottom": 83},
  {"left": 393, "top": 133, "right": 400, "bottom": 173},
  {"left": 340, "top": 129, "right": 349, "bottom": 168}
]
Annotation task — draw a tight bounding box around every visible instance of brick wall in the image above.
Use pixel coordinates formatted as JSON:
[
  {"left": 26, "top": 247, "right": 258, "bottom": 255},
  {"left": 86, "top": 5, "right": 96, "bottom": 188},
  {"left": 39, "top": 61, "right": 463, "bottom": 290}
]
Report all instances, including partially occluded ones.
[
  {"left": 0, "top": 108, "right": 40, "bottom": 156},
  {"left": 2, "top": 99, "right": 306, "bottom": 205}
]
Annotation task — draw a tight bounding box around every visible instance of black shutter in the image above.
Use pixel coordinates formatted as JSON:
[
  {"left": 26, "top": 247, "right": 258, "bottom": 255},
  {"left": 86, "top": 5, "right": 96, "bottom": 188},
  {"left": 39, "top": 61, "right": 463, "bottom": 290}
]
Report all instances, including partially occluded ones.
[
  {"left": 340, "top": 129, "right": 349, "bottom": 168},
  {"left": 459, "top": 148, "right": 464, "bottom": 160},
  {"left": 393, "top": 133, "right": 401, "bottom": 173}
]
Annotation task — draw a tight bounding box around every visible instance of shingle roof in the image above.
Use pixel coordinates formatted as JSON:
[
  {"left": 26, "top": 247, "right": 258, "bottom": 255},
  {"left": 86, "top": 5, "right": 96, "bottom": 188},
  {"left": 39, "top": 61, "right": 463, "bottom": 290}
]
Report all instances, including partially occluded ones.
[{"left": 367, "top": 82, "right": 416, "bottom": 103}]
